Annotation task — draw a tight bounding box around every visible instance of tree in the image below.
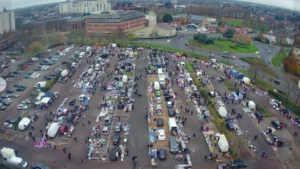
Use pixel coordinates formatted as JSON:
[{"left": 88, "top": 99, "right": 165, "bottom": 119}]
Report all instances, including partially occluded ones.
[
  {"left": 256, "top": 33, "right": 264, "bottom": 42},
  {"left": 126, "top": 33, "right": 137, "bottom": 41},
  {"left": 51, "top": 32, "right": 66, "bottom": 44},
  {"left": 193, "top": 33, "right": 215, "bottom": 44},
  {"left": 283, "top": 54, "right": 299, "bottom": 73},
  {"left": 233, "top": 33, "right": 252, "bottom": 45},
  {"left": 28, "top": 41, "right": 45, "bottom": 56},
  {"left": 95, "top": 30, "right": 105, "bottom": 43},
  {"left": 163, "top": 13, "right": 173, "bottom": 23},
  {"left": 223, "top": 28, "right": 235, "bottom": 39},
  {"left": 66, "top": 30, "right": 78, "bottom": 43},
  {"left": 164, "top": 1, "right": 173, "bottom": 9},
  {"left": 179, "top": 17, "right": 187, "bottom": 25}
]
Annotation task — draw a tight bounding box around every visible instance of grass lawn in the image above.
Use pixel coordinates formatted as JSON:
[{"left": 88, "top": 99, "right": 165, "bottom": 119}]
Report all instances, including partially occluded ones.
[
  {"left": 224, "top": 80, "right": 239, "bottom": 91},
  {"left": 186, "top": 63, "right": 194, "bottom": 72},
  {"left": 240, "top": 57, "right": 277, "bottom": 77},
  {"left": 188, "top": 39, "right": 258, "bottom": 53},
  {"left": 239, "top": 69, "right": 276, "bottom": 91},
  {"left": 271, "top": 50, "right": 289, "bottom": 67},
  {"left": 222, "top": 18, "right": 244, "bottom": 26},
  {"left": 256, "top": 105, "right": 273, "bottom": 117}
]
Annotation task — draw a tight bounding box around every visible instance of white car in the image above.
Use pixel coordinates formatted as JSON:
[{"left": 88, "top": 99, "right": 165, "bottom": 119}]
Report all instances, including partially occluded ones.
[
  {"left": 41, "top": 66, "right": 50, "bottom": 71},
  {"left": 156, "top": 97, "right": 162, "bottom": 103},
  {"left": 17, "top": 104, "right": 28, "bottom": 110},
  {"left": 10, "top": 59, "right": 16, "bottom": 63},
  {"left": 4, "top": 98, "right": 13, "bottom": 103},
  {"left": 22, "top": 99, "right": 31, "bottom": 104},
  {"left": 32, "top": 57, "right": 39, "bottom": 61},
  {"left": 31, "top": 73, "right": 40, "bottom": 78},
  {"left": 157, "top": 129, "right": 166, "bottom": 141},
  {"left": 202, "top": 108, "right": 210, "bottom": 116}
]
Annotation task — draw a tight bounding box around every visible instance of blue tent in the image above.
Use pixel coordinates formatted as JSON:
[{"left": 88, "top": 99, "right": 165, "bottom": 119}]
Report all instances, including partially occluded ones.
[
  {"left": 236, "top": 73, "right": 244, "bottom": 79},
  {"left": 83, "top": 99, "right": 89, "bottom": 106},
  {"left": 229, "top": 69, "right": 238, "bottom": 76}
]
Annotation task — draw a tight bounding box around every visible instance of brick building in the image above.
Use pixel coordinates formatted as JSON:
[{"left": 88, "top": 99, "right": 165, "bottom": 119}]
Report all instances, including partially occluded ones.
[
  {"left": 67, "top": 18, "right": 86, "bottom": 31},
  {"left": 85, "top": 11, "right": 147, "bottom": 34}
]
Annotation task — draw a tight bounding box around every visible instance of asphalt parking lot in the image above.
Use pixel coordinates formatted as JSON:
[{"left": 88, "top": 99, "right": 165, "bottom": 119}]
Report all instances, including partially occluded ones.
[{"left": 0, "top": 44, "right": 300, "bottom": 169}]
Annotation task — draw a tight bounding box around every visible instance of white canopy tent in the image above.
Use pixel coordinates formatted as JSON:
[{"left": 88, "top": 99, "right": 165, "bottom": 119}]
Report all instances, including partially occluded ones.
[{"left": 40, "top": 97, "right": 51, "bottom": 104}]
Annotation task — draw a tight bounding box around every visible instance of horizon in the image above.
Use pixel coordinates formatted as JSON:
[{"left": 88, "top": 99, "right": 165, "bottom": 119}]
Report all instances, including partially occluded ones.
[{"left": 0, "top": 0, "right": 299, "bottom": 12}]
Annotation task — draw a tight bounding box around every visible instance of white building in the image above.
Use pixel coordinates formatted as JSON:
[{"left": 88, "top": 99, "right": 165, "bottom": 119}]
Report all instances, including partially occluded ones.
[
  {"left": 263, "top": 34, "right": 276, "bottom": 43},
  {"left": 59, "top": 0, "right": 111, "bottom": 14},
  {"left": 0, "top": 8, "right": 15, "bottom": 34},
  {"left": 285, "top": 37, "right": 294, "bottom": 45},
  {"left": 198, "top": 26, "right": 208, "bottom": 33}
]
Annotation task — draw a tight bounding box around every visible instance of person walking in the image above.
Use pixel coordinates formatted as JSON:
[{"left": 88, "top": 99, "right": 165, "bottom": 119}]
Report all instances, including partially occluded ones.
[
  {"left": 294, "top": 132, "right": 298, "bottom": 137},
  {"left": 204, "top": 155, "right": 207, "bottom": 161},
  {"left": 63, "top": 147, "right": 67, "bottom": 153},
  {"left": 254, "top": 135, "right": 258, "bottom": 140},
  {"left": 193, "top": 133, "right": 196, "bottom": 137},
  {"left": 74, "top": 137, "right": 77, "bottom": 142},
  {"left": 67, "top": 153, "right": 71, "bottom": 160},
  {"left": 32, "top": 136, "right": 36, "bottom": 142}
]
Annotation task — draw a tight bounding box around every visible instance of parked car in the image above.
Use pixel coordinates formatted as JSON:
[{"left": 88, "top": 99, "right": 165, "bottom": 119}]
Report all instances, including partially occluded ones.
[
  {"left": 69, "top": 99, "right": 76, "bottom": 106},
  {"left": 168, "top": 109, "right": 176, "bottom": 117},
  {"left": 157, "top": 118, "right": 164, "bottom": 127},
  {"left": 232, "top": 160, "right": 247, "bottom": 168},
  {"left": 16, "top": 87, "right": 26, "bottom": 91},
  {"left": 31, "top": 163, "right": 50, "bottom": 169},
  {"left": 22, "top": 99, "right": 31, "bottom": 104},
  {"left": 109, "top": 147, "right": 121, "bottom": 161},
  {"left": 226, "top": 122, "right": 235, "bottom": 131},
  {"left": 0, "top": 104, "right": 6, "bottom": 110},
  {"left": 6, "top": 89, "right": 14, "bottom": 93},
  {"left": 271, "top": 120, "right": 283, "bottom": 129},
  {"left": 9, "top": 94, "right": 19, "bottom": 98},
  {"left": 157, "top": 148, "right": 167, "bottom": 160},
  {"left": 254, "top": 112, "right": 264, "bottom": 120},
  {"left": 112, "top": 134, "right": 121, "bottom": 146},
  {"left": 157, "top": 129, "right": 166, "bottom": 140},
  {"left": 17, "top": 104, "right": 28, "bottom": 110},
  {"left": 114, "top": 123, "right": 122, "bottom": 133}
]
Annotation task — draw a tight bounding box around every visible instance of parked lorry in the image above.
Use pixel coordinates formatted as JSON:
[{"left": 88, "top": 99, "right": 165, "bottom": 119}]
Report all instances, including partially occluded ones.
[
  {"left": 47, "top": 122, "right": 60, "bottom": 138},
  {"left": 1, "top": 147, "right": 28, "bottom": 168},
  {"left": 216, "top": 133, "right": 229, "bottom": 152}
]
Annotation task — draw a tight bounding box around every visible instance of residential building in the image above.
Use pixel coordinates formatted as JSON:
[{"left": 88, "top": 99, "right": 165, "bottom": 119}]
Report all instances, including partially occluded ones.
[
  {"left": 174, "top": 5, "right": 186, "bottom": 11},
  {"left": 292, "top": 47, "right": 300, "bottom": 65},
  {"left": 85, "top": 11, "right": 147, "bottom": 34},
  {"left": 113, "top": 1, "right": 148, "bottom": 13},
  {"left": 207, "top": 27, "right": 216, "bottom": 33},
  {"left": 189, "top": 15, "right": 205, "bottom": 25},
  {"left": 59, "top": 0, "right": 111, "bottom": 14},
  {"left": 186, "top": 24, "right": 199, "bottom": 32},
  {"left": 172, "top": 14, "right": 188, "bottom": 21},
  {"left": 198, "top": 27, "right": 208, "bottom": 33},
  {"left": 263, "top": 34, "right": 276, "bottom": 43},
  {"left": 0, "top": 8, "right": 15, "bottom": 34},
  {"left": 286, "top": 37, "right": 294, "bottom": 45},
  {"left": 134, "top": 11, "right": 176, "bottom": 38}
]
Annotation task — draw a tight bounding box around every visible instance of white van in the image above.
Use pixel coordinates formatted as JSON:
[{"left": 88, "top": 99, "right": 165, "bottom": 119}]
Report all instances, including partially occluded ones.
[
  {"left": 122, "top": 75, "right": 128, "bottom": 83},
  {"left": 180, "top": 62, "right": 185, "bottom": 67},
  {"left": 7, "top": 156, "right": 28, "bottom": 168},
  {"left": 168, "top": 118, "right": 178, "bottom": 135},
  {"left": 47, "top": 122, "right": 60, "bottom": 138},
  {"left": 153, "top": 81, "right": 160, "bottom": 91},
  {"left": 18, "top": 118, "right": 31, "bottom": 130}
]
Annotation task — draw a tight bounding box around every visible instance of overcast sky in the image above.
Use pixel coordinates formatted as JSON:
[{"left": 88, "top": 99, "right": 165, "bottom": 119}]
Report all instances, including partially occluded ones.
[
  {"left": 238, "top": 0, "right": 300, "bottom": 11},
  {"left": 0, "top": 0, "right": 299, "bottom": 11}
]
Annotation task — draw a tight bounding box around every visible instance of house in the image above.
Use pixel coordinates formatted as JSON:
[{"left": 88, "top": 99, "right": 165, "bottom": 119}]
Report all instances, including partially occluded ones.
[
  {"left": 170, "top": 21, "right": 182, "bottom": 29},
  {"left": 234, "top": 28, "right": 242, "bottom": 34},
  {"left": 189, "top": 15, "right": 205, "bottom": 25},
  {"left": 286, "top": 37, "right": 294, "bottom": 45},
  {"left": 292, "top": 47, "right": 300, "bottom": 65},
  {"left": 186, "top": 24, "right": 199, "bottom": 32},
  {"left": 218, "top": 27, "right": 227, "bottom": 33},
  {"left": 198, "top": 26, "right": 208, "bottom": 33},
  {"left": 174, "top": 5, "right": 186, "bottom": 11},
  {"left": 207, "top": 27, "right": 216, "bottom": 33},
  {"left": 263, "top": 34, "right": 276, "bottom": 43},
  {"left": 172, "top": 14, "right": 188, "bottom": 21}
]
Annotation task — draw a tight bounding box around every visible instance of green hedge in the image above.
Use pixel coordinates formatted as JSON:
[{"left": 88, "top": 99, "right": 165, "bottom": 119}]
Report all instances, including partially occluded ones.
[{"left": 224, "top": 80, "right": 239, "bottom": 91}]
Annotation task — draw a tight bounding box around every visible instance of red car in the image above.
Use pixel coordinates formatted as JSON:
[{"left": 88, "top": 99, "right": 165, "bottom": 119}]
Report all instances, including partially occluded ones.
[
  {"left": 23, "top": 64, "right": 30, "bottom": 68},
  {"left": 59, "top": 125, "right": 69, "bottom": 135},
  {"left": 61, "top": 109, "right": 69, "bottom": 116}
]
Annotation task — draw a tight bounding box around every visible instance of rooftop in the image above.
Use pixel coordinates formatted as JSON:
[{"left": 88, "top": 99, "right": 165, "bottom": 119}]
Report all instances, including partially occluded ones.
[
  {"left": 86, "top": 11, "right": 145, "bottom": 23},
  {"left": 190, "top": 15, "right": 205, "bottom": 22}
]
